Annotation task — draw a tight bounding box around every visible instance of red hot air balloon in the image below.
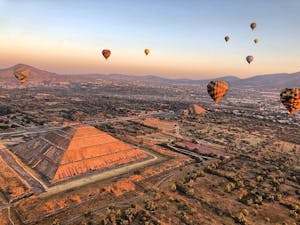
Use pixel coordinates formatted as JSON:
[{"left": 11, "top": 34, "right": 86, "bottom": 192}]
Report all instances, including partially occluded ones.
[{"left": 102, "top": 49, "right": 111, "bottom": 60}]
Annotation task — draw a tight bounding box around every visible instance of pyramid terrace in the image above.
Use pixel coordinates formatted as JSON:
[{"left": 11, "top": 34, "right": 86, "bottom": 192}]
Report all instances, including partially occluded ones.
[{"left": 11, "top": 125, "right": 153, "bottom": 185}]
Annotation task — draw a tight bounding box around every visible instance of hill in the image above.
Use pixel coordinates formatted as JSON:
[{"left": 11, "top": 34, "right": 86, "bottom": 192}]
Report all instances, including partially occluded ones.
[
  {"left": 0, "top": 64, "right": 58, "bottom": 84},
  {"left": 0, "top": 64, "right": 101, "bottom": 84},
  {"left": 1, "top": 64, "right": 300, "bottom": 88},
  {"left": 230, "top": 72, "right": 300, "bottom": 88}
]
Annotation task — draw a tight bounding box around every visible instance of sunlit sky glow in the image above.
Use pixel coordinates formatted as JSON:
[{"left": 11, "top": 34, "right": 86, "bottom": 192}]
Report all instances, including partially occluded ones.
[{"left": 0, "top": 0, "right": 300, "bottom": 79}]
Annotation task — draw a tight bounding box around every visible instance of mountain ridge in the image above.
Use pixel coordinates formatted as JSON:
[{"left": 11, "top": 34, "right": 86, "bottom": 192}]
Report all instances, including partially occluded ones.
[{"left": 0, "top": 64, "right": 299, "bottom": 88}]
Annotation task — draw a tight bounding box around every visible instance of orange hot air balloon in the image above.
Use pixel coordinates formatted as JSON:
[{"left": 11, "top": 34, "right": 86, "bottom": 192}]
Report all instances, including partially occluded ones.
[
  {"left": 207, "top": 80, "right": 229, "bottom": 103},
  {"left": 246, "top": 55, "right": 254, "bottom": 64},
  {"left": 280, "top": 88, "right": 300, "bottom": 115},
  {"left": 250, "top": 22, "right": 257, "bottom": 30},
  {"left": 14, "top": 68, "right": 29, "bottom": 84},
  {"left": 224, "top": 36, "right": 230, "bottom": 42},
  {"left": 102, "top": 49, "right": 111, "bottom": 60},
  {"left": 144, "top": 49, "right": 150, "bottom": 56}
]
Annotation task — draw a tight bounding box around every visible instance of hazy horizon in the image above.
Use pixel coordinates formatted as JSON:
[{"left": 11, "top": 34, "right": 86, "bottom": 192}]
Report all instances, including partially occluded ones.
[
  {"left": 1, "top": 62, "right": 300, "bottom": 80},
  {"left": 0, "top": 0, "right": 299, "bottom": 79}
]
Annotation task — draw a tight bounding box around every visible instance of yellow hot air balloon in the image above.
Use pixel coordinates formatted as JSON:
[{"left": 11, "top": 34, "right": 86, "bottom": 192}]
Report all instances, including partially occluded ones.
[
  {"left": 144, "top": 49, "right": 150, "bottom": 56},
  {"left": 14, "top": 68, "right": 29, "bottom": 84},
  {"left": 250, "top": 22, "right": 257, "bottom": 30},
  {"left": 280, "top": 88, "right": 300, "bottom": 115},
  {"left": 207, "top": 80, "right": 229, "bottom": 103},
  {"left": 254, "top": 38, "right": 259, "bottom": 44},
  {"left": 102, "top": 49, "right": 111, "bottom": 60},
  {"left": 224, "top": 36, "right": 230, "bottom": 42},
  {"left": 246, "top": 55, "right": 254, "bottom": 64}
]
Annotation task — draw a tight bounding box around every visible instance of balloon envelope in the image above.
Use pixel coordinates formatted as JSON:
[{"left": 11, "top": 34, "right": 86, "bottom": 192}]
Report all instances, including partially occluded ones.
[
  {"left": 144, "top": 49, "right": 150, "bottom": 55},
  {"left": 207, "top": 80, "right": 229, "bottom": 103},
  {"left": 280, "top": 88, "right": 300, "bottom": 115},
  {"left": 246, "top": 55, "right": 254, "bottom": 64},
  {"left": 254, "top": 38, "right": 259, "bottom": 44},
  {"left": 250, "top": 22, "right": 257, "bottom": 30},
  {"left": 224, "top": 36, "right": 230, "bottom": 42},
  {"left": 102, "top": 49, "right": 111, "bottom": 60},
  {"left": 14, "top": 68, "right": 29, "bottom": 84}
]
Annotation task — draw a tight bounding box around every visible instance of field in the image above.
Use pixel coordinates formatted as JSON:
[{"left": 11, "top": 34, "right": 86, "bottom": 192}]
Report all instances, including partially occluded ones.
[{"left": 0, "top": 82, "right": 299, "bottom": 225}]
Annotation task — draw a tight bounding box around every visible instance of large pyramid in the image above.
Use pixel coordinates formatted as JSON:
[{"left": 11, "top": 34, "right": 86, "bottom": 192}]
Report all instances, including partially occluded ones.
[{"left": 12, "top": 125, "right": 150, "bottom": 184}]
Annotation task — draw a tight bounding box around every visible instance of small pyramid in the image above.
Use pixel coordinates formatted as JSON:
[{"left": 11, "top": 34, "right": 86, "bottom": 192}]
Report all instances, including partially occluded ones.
[
  {"left": 182, "top": 104, "right": 206, "bottom": 116},
  {"left": 180, "top": 104, "right": 206, "bottom": 116},
  {"left": 12, "top": 125, "right": 149, "bottom": 184},
  {"left": 189, "top": 104, "right": 206, "bottom": 115}
]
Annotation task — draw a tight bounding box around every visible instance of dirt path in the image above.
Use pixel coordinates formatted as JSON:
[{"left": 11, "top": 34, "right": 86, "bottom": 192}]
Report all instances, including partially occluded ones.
[{"left": 7, "top": 206, "right": 15, "bottom": 225}]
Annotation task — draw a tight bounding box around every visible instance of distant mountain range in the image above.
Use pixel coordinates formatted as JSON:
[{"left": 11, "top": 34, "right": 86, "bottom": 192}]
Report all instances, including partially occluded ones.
[{"left": 1, "top": 64, "right": 300, "bottom": 88}]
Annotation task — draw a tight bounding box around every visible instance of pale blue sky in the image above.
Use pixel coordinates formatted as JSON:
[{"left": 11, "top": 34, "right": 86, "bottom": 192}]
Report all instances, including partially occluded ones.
[{"left": 0, "top": 0, "right": 299, "bottom": 78}]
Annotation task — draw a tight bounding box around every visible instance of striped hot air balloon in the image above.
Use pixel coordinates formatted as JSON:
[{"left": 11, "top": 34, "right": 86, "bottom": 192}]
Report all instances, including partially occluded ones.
[
  {"left": 280, "top": 88, "right": 300, "bottom": 115},
  {"left": 207, "top": 80, "right": 229, "bottom": 103}
]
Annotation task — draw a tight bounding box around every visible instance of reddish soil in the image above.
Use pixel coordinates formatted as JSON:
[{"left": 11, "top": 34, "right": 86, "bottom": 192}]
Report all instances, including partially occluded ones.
[{"left": 176, "top": 141, "right": 231, "bottom": 157}]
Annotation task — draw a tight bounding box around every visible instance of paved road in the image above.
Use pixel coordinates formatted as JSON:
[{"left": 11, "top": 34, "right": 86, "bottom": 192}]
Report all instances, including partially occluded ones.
[
  {"left": 165, "top": 143, "right": 211, "bottom": 162},
  {"left": 0, "top": 126, "right": 65, "bottom": 138},
  {"left": 82, "top": 112, "right": 174, "bottom": 125},
  {"left": 0, "top": 112, "right": 174, "bottom": 138}
]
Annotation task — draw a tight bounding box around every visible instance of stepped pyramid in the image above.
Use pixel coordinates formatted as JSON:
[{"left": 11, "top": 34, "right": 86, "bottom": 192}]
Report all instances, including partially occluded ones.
[
  {"left": 181, "top": 104, "right": 206, "bottom": 116},
  {"left": 188, "top": 104, "right": 206, "bottom": 115},
  {"left": 12, "top": 125, "right": 150, "bottom": 184}
]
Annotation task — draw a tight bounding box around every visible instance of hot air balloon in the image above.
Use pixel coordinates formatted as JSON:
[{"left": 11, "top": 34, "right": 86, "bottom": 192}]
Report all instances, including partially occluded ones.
[
  {"left": 102, "top": 49, "right": 111, "bottom": 60},
  {"left": 224, "top": 36, "right": 230, "bottom": 42},
  {"left": 144, "top": 49, "right": 150, "bottom": 56},
  {"left": 246, "top": 55, "right": 254, "bottom": 64},
  {"left": 250, "top": 22, "right": 257, "bottom": 30},
  {"left": 254, "top": 38, "right": 259, "bottom": 44},
  {"left": 207, "top": 80, "right": 229, "bottom": 103},
  {"left": 280, "top": 88, "right": 300, "bottom": 115},
  {"left": 14, "top": 68, "right": 29, "bottom": 84}
]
